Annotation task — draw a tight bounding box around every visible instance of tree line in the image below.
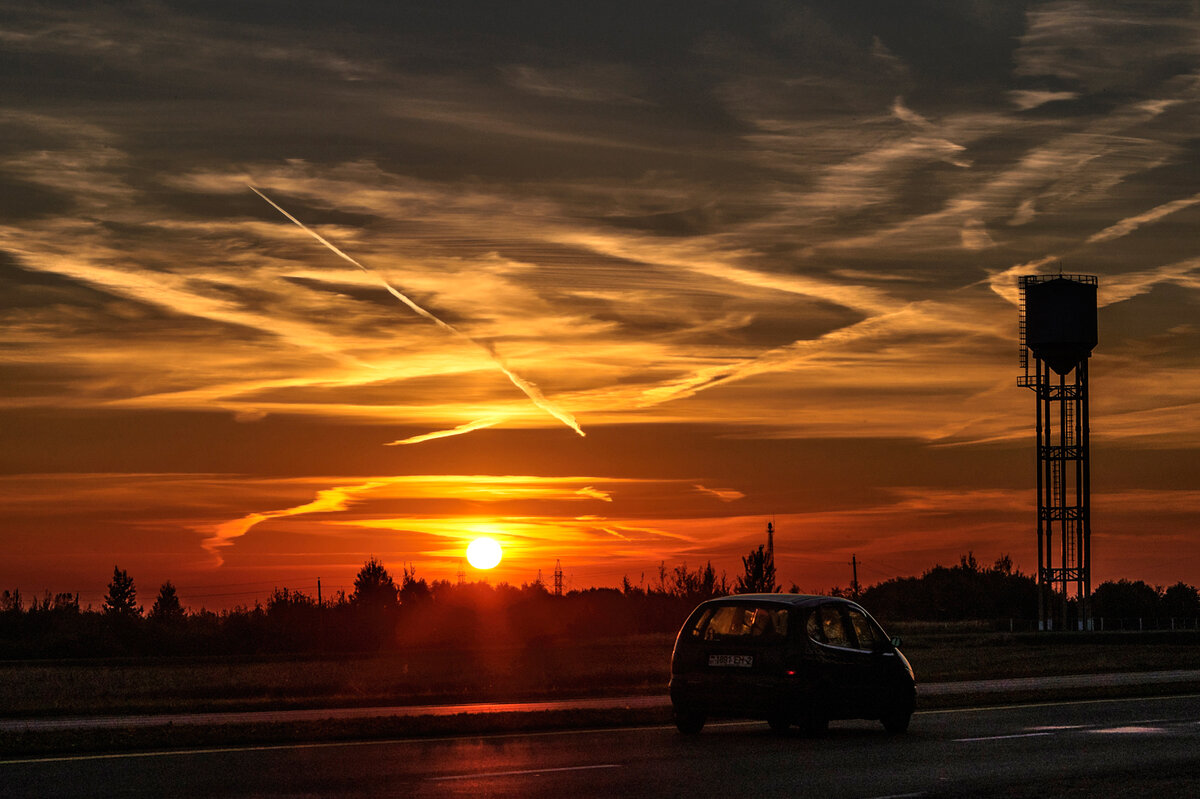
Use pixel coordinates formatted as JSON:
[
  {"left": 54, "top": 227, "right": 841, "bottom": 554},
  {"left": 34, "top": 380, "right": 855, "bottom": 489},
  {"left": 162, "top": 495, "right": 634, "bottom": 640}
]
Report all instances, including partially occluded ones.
[
  {"left": 2, "top": 552, "right": 1198, "bottom": 658},
  {"left": 857, "top": 553, "right": 1200, "bottom": 626}
]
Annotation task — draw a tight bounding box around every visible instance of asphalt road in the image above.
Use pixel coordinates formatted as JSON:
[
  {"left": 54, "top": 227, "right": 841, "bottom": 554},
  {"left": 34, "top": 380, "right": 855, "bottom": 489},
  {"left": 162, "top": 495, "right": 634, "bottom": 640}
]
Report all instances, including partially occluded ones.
[
  {"left": 5, "top": 694, "right": 1200, "bottom": 798},
  {"left": 6, "top": 670, "right": 1198, "bottom": 733}
]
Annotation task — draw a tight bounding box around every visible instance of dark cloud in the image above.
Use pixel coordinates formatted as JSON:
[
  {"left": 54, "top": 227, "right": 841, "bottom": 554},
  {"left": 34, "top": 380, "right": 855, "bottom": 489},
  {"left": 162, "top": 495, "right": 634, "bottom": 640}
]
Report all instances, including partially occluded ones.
[
  {"left": 2, "top": 1, "right": 1199, "bottom": 593},
  {"left": 0, "top": 176, "right": 76, "bottom": 220},
  {"left": 0, "top": 254, "right": 110, "bottom": 308}
]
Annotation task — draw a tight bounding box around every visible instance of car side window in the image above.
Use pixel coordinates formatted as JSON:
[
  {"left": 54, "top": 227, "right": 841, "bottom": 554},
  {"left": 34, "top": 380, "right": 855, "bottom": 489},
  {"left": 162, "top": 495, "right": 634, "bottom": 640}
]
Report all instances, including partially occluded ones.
[
  {"left": 765, "top": 607, "right": 788, "bottom": 637},
  {"left": 846, "top": 607, "right": 883, "bottom": 651},
  {"left": 699, "top": 605, "right": 788, "bottom": 641},
  {"left": 818, "top": 605, "right": 851, "bottom": 648},
  {"left": 687, "top": 608, "right": 716, "bottom": 638},
  {"left": 805, "top": 610, "right": 823, "bottom": 642}
]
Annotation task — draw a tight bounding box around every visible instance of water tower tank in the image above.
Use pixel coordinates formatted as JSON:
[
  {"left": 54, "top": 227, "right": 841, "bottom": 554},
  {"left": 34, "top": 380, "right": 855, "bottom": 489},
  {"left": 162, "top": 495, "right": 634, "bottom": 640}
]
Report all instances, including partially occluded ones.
[{"left": 1024, "top": 277, "right": 1098, "bottom": 375}]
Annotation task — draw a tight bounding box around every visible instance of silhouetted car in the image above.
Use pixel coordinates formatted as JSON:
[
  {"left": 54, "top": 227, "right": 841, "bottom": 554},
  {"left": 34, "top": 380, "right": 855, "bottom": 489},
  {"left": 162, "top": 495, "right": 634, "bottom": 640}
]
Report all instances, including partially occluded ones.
[{"left": 669, "top": 594, "right": 915, "bottom": 734}]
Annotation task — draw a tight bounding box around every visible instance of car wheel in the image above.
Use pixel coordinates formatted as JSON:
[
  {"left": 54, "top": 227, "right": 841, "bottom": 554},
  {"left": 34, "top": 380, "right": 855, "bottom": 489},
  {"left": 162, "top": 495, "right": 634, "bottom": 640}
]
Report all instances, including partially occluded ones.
[
  {"left": 881, "top": 709, "right": 911, "bottom": 734},
  {"left": 881, "top": 692, "right": 914, "bottom": 734},
  {"left": 767, "top": 715, "right": 790, "bottom": 734},
  {"left": 799, "top": 713, "right": 828, "bottom": 737},
  {"left": 674, "top": 707, "right": 706, "bottom": 734}
]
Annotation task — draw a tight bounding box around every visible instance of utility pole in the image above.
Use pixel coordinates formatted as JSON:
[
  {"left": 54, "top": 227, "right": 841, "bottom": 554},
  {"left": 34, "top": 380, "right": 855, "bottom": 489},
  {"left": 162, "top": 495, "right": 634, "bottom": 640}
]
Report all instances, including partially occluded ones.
[{"left": 317, "top": 578, "right": 322, "bottom": 606}]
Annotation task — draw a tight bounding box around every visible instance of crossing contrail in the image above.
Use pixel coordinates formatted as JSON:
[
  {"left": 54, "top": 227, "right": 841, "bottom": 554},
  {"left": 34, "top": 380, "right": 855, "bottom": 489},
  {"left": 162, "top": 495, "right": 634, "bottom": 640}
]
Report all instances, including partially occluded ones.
[{"left": 249, "top": 186, "right": 585, "bottom": 437}]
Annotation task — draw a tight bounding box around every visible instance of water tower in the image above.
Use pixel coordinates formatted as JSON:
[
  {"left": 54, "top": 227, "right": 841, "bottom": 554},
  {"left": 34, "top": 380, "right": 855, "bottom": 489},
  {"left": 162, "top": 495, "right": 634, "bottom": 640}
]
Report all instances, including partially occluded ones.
[{"left": 1018, "top": 274, "right": 1098, "bottom": 631}]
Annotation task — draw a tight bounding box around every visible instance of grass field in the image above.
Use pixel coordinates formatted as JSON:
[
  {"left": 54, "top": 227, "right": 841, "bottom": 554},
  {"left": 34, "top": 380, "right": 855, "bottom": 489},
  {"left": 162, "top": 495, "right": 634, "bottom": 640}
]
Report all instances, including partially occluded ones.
[{"left": 2, "top": 628, "right": 1200, "bottom": 719}]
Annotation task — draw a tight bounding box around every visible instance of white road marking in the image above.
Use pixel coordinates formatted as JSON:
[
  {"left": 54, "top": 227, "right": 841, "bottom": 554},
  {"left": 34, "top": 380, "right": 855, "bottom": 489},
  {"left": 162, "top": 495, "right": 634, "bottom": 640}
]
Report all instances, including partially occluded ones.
[
  {"left": 428, "top": 764, "right": 621, "bottom": 781},
  {"left": 1027, "top": 725, "right": 1084, "bottom": 731},
  {"left": 958, "top": 715, "right": 1199, "bottom": 742},
  {"left": 0, "top": 739, "right": 416, "bottom": 766},
  {"left": 919, "top": 692, "right": 1200, "bottom": 716},
  {"left": 3, "top": 697, "right": 1195, "bottom": 768},
  {"left": 955, "top": 732, "right": 1054, "bottom": 742}
]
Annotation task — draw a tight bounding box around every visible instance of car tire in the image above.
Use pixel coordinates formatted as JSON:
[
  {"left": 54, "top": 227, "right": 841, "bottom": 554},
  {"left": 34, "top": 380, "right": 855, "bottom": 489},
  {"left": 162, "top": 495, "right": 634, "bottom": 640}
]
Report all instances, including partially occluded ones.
[
  {"left": 674, "top": 707, "right": 706, "bottom": 734},
  {"left": 881, "top": 710, "right": 911, "bottom": 734},
  {"left": 799, "top": 713, "right": 828, "bottom": 737},
  {"left": 881, "top": 692, "right": 914, "bottom": 734}
]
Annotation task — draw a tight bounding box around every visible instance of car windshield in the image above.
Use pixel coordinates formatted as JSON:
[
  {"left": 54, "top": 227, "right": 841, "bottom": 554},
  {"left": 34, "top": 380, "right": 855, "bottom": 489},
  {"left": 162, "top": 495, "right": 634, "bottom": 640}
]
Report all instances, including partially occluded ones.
[{"left": 691, "top": 604, "right": 788, "bottom": 641}]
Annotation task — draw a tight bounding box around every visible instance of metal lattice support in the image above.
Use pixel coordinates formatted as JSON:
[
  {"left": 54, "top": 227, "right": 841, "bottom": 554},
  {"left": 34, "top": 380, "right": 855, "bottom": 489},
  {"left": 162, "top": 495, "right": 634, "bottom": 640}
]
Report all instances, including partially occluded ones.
[{"left": 1031, "top": 359, "right": 1091, "bottom": 630}]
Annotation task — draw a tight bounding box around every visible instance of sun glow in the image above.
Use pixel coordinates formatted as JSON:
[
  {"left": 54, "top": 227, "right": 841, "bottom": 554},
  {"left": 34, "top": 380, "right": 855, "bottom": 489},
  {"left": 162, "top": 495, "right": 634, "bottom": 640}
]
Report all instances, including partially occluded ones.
[{"left": 466, "top": 537, "right": 503, "bottom": 570}]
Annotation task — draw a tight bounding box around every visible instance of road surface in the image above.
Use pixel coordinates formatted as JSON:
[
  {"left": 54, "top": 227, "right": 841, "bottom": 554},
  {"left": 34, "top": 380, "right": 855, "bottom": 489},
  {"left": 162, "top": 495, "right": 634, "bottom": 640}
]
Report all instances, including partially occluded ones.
[
  {"left": 4, "top": 669, "right": 1197, "bottom": 733},
  {"left": 4, "top": 693, "right": 1200, "bottom": 797}
]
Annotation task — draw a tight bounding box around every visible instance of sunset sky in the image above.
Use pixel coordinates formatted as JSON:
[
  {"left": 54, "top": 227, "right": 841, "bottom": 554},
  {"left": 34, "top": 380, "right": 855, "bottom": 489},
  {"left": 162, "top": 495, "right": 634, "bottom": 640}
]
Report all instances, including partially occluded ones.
[{"left": 3, "top": 2, "right": 1199, "bottom": 609}]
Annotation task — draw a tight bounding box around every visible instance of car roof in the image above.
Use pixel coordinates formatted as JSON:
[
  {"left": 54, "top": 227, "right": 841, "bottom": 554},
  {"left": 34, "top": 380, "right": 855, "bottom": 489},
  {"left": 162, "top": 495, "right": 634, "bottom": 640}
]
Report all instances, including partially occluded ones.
[{"left": 696, "top": 593, "right": 850, "bottom": 610}]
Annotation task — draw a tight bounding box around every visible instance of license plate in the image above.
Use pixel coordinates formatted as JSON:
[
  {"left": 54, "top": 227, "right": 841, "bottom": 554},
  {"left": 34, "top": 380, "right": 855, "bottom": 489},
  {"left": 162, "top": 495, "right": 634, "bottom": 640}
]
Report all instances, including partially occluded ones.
[{"left": 709, "top": 654, "right": 753, "bottom": 668}]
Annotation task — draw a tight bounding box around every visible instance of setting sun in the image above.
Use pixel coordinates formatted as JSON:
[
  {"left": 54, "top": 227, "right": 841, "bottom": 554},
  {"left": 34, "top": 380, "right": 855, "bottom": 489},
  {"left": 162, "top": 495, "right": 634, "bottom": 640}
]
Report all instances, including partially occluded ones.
[{"left": 466, "top": 537, "right": 503, "bottom": 570}]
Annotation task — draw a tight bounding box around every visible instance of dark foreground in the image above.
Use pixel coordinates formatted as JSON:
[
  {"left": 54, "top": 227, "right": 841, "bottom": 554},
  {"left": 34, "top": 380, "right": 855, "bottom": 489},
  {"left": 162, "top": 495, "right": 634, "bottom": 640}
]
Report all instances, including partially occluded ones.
[
  {"left": 4, "top": 630, "right": 1199, "bottom": 720},
  {"left": 5, "top": 693, "right": 1200, "bottom": 798}
]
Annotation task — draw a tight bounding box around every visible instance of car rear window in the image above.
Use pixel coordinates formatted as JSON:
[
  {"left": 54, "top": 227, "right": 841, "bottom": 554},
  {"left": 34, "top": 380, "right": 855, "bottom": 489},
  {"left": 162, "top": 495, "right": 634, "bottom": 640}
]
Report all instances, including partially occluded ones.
[{"left": 689, "top": 605, "right": 788, "bottom": 641}]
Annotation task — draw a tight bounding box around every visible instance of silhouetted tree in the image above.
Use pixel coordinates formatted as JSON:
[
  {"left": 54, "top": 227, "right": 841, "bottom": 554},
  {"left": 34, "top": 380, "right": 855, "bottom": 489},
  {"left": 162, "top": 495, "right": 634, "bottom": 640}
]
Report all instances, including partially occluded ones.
[
  {"left": 399, "top": 564, "right": 432, "bottom": 605},
  {"left": 1163, "top": 582, "right": 1200, "bottom": 620},
  {"left": 1, "top": 589, "right": 23, "bottom": 613},
  {"left": 859, "top": 553, "right": 1037, "bottom": 621},
  {"left": 735, "top": 545, "right": 778, "bottom": 594},
  {"left": 5, "top": 554, "right": 1197, "bottom": 659},
  {"left": 349, "top": 558, "right": 399, "bottom": 651},
  {"left": 54, "top": 592, "right": 80, "bottom": 612},
  {"left": 149, "top": 581, "right": 185, "bottom": 623},
  {"left": 1091, "top": 579, "right": 1161, "bottom": 621},
  {"left": 103, "top": 566, "right": 142, "bottom": 618},
  {"left": 519, "top": 578, "right": 550, "bottom": 602},
  {"left": 653, "top": 561, "right": 669, "bottom": 594},
  {"left": 352, "top": 558, "right": 398, "bottom": 609},
  {"left": 29, "top": 591, "right": 79, "bottom": 614},
  {"left": 264, "top": 588, "right": 322, "bottom": 650},
  {"left": 620, "top": 575, "right": 644, "bottom": 597},
  {"left": 669, "top": 562, "right": 727, "bottom": 602}
]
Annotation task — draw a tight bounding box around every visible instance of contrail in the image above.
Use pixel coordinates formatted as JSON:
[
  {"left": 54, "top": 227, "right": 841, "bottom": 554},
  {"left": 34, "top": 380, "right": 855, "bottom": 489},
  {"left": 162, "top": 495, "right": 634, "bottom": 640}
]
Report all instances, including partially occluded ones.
[
  {"left": 249, "top": 186, "right": 585, "bottom": 437},
  {"left": 385, "top": 418, "right": 500, "bottom": 446}
]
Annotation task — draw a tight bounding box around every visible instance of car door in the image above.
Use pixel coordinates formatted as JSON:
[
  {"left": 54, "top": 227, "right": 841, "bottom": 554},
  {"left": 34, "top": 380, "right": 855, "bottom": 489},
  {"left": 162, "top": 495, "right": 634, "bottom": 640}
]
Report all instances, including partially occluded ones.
[
  {"left": 811, "top": 601, "right": 898, "bottom": 717},
  {"left": 843, "top": 605, "right": 895, "bottom": 713},
  {"left": 803, "top": 602, "right": 864, "bottom": 716}
]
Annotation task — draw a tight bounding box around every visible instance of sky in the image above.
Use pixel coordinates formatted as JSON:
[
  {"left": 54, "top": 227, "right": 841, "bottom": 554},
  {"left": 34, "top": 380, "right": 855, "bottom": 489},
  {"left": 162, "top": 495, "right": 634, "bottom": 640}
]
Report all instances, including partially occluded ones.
[{"left": 2, "top": 1, "right": 1199, "bottom": 610}]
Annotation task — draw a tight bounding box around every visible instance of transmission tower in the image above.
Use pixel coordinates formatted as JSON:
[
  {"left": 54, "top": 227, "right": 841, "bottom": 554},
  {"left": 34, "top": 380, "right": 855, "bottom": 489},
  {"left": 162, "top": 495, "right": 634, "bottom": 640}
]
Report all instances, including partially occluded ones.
[{"left": 553, "top": 559, "right": 564, "bottom": 597}]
